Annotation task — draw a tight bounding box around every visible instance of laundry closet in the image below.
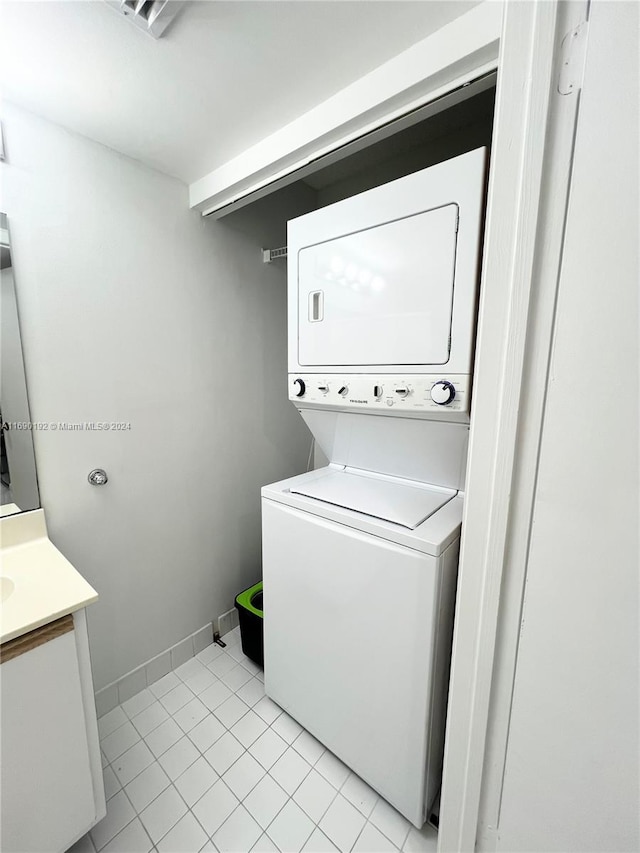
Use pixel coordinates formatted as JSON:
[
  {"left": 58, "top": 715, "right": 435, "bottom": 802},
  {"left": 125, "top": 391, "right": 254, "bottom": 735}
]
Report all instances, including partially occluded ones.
[{"left": 221, "top": 77, "right": 496, "bottom": 831}]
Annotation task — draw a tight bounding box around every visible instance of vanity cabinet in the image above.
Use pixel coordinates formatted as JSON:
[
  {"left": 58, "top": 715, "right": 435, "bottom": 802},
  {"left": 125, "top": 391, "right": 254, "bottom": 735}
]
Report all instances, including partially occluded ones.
[{"left": 1, "top": 608, "right": 105, "bottom": 853}]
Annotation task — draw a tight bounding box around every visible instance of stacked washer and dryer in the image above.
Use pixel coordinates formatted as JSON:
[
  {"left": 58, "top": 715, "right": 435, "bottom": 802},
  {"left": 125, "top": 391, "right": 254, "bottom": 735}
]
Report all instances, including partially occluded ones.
[{"left": 261, "top": 149, "right": 486, "bottom": 829}]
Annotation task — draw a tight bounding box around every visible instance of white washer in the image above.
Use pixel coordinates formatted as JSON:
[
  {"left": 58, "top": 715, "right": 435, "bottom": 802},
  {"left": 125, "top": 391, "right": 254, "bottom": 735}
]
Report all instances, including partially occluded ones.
[{"left": 262, "top": 466, "right": 462, "bottom": 827}]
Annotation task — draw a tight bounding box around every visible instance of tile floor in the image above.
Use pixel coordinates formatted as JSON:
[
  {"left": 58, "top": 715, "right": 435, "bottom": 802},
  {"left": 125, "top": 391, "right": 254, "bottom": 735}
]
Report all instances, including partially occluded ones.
[{"left": 70, "top": 628, "right": 437, "bottom": 853}]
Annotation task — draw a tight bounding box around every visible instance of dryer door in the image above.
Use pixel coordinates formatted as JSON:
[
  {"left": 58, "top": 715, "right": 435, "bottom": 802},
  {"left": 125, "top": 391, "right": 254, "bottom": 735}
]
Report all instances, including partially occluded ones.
[{"left": 298, "top": 204, "right": 458, "bottom": 367}]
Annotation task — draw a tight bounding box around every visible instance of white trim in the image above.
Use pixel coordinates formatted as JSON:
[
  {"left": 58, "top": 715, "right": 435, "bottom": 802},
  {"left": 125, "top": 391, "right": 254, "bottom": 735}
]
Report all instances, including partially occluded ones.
[
  {"left": 475, "top": 3, "right": 590, "bottom": 847},
  {"left": 437, "top": 2, "right": 562, "bottom": 851},
  {"left": 73, "top": 607, "right": 106, "bottom": 825},
  {"left": 203, "top": 72, "right": 497, "bottom": 221},
  {"left": 188, "top": 2, "right": 502, "bottom": 214},
  {"left": 93, "top": 621, "right": 214, "bottom": 717}
]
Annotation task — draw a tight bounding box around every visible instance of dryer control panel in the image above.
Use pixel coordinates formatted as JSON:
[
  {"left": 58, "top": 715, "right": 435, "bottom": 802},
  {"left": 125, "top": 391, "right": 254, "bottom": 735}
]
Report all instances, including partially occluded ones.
[{"left": 289, "top": 374, "right": 471, "bottom": 420}]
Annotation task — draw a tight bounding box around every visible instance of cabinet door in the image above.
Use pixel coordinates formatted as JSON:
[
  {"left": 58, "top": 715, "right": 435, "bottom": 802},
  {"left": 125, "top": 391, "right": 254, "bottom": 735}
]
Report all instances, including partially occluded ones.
[{"left": 1, "top": 629, "right": 96, "bottom": 853}]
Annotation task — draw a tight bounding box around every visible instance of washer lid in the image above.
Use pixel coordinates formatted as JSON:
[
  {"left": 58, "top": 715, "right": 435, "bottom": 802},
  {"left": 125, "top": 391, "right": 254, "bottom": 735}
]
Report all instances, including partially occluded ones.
[{"left": 290, "top": 469, "right": 456, "bottom": 530}]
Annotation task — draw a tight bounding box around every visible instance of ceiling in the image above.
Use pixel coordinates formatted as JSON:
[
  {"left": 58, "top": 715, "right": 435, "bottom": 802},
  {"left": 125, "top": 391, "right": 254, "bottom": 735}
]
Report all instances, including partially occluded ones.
[{"left": 0, "top": 1, "right": 477, "bottom": 185}]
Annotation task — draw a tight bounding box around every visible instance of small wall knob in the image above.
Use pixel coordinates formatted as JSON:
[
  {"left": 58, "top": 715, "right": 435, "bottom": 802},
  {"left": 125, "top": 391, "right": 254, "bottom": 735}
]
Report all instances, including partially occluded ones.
[{"left": 88, "top": 469, "right": 108, "bottom": 486}]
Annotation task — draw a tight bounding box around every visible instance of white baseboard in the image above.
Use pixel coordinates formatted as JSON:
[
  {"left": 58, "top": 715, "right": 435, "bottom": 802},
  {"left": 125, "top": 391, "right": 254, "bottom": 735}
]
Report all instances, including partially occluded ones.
[
  {"left": 94, "top": 622, "right": 214, "bottom": 717},
  {"left": 217, "top": 606, "right": 239, "bottom": 637}
]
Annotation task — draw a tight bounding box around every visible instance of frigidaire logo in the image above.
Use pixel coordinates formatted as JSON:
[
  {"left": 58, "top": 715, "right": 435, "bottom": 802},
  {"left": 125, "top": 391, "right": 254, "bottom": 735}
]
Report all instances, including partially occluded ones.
[{"left": 350, "top": 399, "right": 368, "bottom": 404}]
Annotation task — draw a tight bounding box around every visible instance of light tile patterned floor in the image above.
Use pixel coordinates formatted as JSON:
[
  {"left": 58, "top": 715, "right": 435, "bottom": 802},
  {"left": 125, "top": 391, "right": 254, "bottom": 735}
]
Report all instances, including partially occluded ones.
[{"left": 70, "top": 628, "right": 437, "bottom": 853}]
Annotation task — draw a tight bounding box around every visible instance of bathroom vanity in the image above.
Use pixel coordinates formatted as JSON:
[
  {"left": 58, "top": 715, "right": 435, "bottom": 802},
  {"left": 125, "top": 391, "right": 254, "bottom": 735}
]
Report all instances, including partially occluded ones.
[{"left": 1, "top": 509, "right": 105, "bottom": 853}]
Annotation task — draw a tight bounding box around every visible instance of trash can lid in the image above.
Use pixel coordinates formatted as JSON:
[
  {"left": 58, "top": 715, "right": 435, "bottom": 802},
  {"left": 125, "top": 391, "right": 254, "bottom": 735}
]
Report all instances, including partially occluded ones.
[{"left": 235, "top": 581, "right": 263, "bottom": 617}]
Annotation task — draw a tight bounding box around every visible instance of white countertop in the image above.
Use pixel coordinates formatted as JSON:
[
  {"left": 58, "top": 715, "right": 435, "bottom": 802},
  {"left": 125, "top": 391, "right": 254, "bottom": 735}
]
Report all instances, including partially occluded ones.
[
  {"left": 1, "top": 503, "right": 22, "bottom": 518},
  {"left": 1, "top": 509, "right": 98, "bottom": 644}
]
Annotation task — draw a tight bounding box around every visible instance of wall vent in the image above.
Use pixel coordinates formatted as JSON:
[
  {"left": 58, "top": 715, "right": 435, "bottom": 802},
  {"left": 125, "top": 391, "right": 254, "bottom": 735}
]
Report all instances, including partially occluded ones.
[{"left": 104, "top": 0, "right": 184, "bottom": 39}]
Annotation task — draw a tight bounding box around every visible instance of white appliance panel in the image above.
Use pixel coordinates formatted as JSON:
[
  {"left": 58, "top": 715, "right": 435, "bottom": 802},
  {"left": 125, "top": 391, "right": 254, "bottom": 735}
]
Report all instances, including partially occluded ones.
[
  {"left": 290, "top": 469, "right": 455, "bottom": 529},
  {"left": 289, "top": 372, "right": 471, "bottom": 419},
  {"left": 299, "top": 410, "right": 469, "bottom": 490},
  {"left": 298, "top": 205, "right": 458, "bottom": 367},
  {"left": 263, "top": 499, "right": 446, "bottom": 825}
]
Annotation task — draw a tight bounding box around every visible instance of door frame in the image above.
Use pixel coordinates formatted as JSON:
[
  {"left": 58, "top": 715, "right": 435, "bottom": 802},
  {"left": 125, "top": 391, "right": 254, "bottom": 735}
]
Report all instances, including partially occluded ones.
[{"left": 438, "top": 1, "right": 589, "bottom": 850}]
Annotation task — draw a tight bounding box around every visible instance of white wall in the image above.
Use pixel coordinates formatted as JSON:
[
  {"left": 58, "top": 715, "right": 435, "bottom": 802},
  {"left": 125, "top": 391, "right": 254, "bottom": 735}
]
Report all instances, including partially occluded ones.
[
  {"left": 493, "top": 3, "right": 639, "bottom": 850},
  {"left": 0, "top": 103, "right": 314, "bottom": 690}
]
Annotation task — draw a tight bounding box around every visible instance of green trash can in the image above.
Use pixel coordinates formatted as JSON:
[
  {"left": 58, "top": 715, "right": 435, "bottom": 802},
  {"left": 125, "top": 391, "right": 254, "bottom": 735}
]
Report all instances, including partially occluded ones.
[{"left": 234, "top": 581, "right": 264, "bottom": 667}]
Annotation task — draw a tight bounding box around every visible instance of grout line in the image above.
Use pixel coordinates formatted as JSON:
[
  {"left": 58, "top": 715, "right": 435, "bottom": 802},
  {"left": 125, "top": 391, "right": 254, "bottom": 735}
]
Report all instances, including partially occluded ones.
[
  {"left": 91, "top": 787, "right": 138, "bottom": 851},
  {"left": 349, "top": 820, "right": 369, "bottom": 853},
  {"left": 142, "top": 781, "right": 190, "bottom": 850},
  {"left": 97, "top": 642, "right": 421, "bottom": 853}
]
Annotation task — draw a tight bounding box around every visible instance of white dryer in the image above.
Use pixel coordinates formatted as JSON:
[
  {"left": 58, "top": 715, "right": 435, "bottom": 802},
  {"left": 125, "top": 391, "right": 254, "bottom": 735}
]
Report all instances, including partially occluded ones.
[
  {"left": 286, "top": 147, "right": 486, "bottom": 421},
  {"left": 262, "top": 148, "right": 486, "bottom": 828}
]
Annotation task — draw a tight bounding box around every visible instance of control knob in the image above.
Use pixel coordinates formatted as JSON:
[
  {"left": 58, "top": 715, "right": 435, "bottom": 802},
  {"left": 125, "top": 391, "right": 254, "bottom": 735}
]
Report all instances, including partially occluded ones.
[
  {"left": 395, "top": 385, "right": 411, "bottom": 398},
  {"left": 430, "top": 380, "right": 456, "bottom": 405},
  {"left": 293, "top": 378, "right": 306, "bottom": 397},
  {"left": 373, "top": 385, "right": 383, "bottom": 399},
  {"left": 317, "top": 384, "right": 329, "bottom": 395},
  {"left": 338, "top": 385, "right": 349, "bottom": 397}
]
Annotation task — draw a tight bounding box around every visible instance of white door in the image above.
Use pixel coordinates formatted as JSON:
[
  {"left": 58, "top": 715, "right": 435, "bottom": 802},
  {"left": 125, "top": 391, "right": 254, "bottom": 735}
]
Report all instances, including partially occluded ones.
[
  {"left": 491, "top": 3, "right": 639, "bottom": 850},
  {"left": 262, "top": 498, "right": 441, "bottom": 826},
  {"left": 298, "top": 204, "right": 458, "bottom": 366}
]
